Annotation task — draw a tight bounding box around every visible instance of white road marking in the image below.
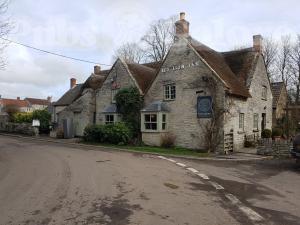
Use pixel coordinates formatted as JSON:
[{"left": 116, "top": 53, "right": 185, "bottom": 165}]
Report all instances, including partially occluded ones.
[
  {"left": 196, "top": 173, "right": 210, "bottom": 180},
  {"left": 239, "top": 206, "right": 264, "bottom": 222},
  {"left": 176, "top": 162, "right": 186, "bottom": 167},
  {"left": 225, "top": 194, "right": 240, "bottom": 205},
  {"left": 166, "top": 158, "right": 177, "bottom": 163},
  {"left": 209, "top": 181, "right": 224, "bottom": 190},
  {"left": 186, "top": 167, "right": 199, "bottom": 173},
  {"left": 158, "top": 156, "right": 167, "bottom": 160}
]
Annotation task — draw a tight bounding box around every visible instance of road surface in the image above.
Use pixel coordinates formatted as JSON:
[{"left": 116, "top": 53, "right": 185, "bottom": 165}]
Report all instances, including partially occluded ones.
[{"left": 0, "top": 135, "right": 299, "bottom": 225}]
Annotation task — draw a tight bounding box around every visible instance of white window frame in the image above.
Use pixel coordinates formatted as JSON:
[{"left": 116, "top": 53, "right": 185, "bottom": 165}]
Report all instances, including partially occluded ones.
[
  {"left": 253, "top": 113, "right": 259, "bottom": 130},
  {"left": 105, "top": 114, "right": 115, "bottom": 124},
  {"left": 239, "top": 113, "right": 245, "bottom": 131},
  {"left": 141, "top": 112, "right": 168, "bottom": 132},
  {"left": 144, "top": 114, "right": 158, "bottom": 131},
  {"left": 164, "top": 84, "right": 176, "bottom": 100}
]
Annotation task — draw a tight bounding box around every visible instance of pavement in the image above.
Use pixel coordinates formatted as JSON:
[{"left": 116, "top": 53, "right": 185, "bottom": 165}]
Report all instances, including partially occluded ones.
[{"left": 0, "top": 135, "right": 299, "bottom": 225}]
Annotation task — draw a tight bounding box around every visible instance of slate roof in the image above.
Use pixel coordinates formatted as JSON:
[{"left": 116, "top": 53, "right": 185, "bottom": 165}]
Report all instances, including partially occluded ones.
[
  {"left": 83, "top": 69, "right": 110, "bottom": 90},
  {"left": 25, "top": 98, "right": 51, "bottom": 106},
  {"left": 190, "top": 38, "right": 253, "bottom": 98},
  {"left": 141, "top": 100, "right": 170, "bottom": 112},
  {"left": 0, "top": 98, "right": 30, "bottom": 108},
  {"left": 126, "top": 62, "right": 162, "bottom": 94},
  {"left": 53, "top": 84, "right": 83, "bottom": 106},
  {"left": 271, "top": 82, "right": 285, "bottom": 108}
]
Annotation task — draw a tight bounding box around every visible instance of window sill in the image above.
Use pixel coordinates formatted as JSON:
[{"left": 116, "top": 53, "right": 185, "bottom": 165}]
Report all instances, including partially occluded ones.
[
  {"left": 163, "top": 99, "right": 175, "bottom": 102},
  {"left": 142, "top": 130, "right": 168, "bottom": 133},
  {"left": 253, "top": 129, "right": 259, "bottom": 133},
  {"left": 261, "top": 98, "right": 267, "bottom": 101},
  {"left": 237, "top": 131, "right": 245, "bottom": 134}
]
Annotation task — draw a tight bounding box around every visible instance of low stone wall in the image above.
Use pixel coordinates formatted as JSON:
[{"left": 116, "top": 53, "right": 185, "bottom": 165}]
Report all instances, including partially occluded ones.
[
  {"left": 0, "top": 122, "right": 39, "bottom": 136},
  {"left": 257, "top": 139, "right": 292, "bottom": 157}
]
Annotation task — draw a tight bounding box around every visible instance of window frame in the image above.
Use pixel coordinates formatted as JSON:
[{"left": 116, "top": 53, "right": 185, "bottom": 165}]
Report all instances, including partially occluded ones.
[
  {"left": 262, "top": 85, "right": 267, "bottom": 100},
  {"left": 105, "top": 114, "right": 115, "bottom": 124},
  {"left": 253, "top": 113, "right": 259, "bottom": 130},
  {"left": 141, "top": 112, "right": 168, "bottom": 132},
  {"left": 164, "top": 84, "right": 176, "bottom": 100},
  {"left": 239, "top": 113, "right": 245, "bottom": 131},
  {"left": 144, "top": 114, "right": 158, "bottom": 131},
  {"left": 111, "top": 88, "right": 119, "bottom": 103}
]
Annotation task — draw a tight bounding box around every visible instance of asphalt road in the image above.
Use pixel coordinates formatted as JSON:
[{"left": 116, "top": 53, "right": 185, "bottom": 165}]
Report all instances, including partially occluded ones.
[{"left": 0, "top": 135, "right": 299, "bottom": 225}]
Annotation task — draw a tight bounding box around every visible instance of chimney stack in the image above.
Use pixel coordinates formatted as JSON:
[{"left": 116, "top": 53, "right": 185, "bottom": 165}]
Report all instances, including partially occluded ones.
[
  {"left": 253, "top": 35, "right": 263, "bottom": 53},
  {"left": 17, "top": 97, "right": 20, "bottom": 100},
  {"left": 47, "top": 96, "right": 52, "bottom": 102},
  {"left": 94, "top": 65, "right": 101, "bottom": 75},
  {"left": 175, "top": 12, "right": 190, "bottom": 38},
  {"left": 70, "top": 78, "right": 76, "bottom": 89}
]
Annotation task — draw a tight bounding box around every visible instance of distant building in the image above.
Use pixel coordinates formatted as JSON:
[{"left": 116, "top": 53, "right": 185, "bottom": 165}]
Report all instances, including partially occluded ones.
[
  {"left": 271, "top": 82, "right": 288, "bottom": 127},
  {"left": 0, "top": 96, "right": 51, "bottom": 113}
]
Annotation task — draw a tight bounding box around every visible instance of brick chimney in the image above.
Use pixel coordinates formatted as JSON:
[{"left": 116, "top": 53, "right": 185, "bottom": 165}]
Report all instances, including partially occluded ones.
[
  {"left": 253, "top": 35, "right": 263, "bottom": 53},
  {"left": 94, "top": 65, "right": 101, "bottom": 75},
  {"left": 175, "top": 12, "right": 190, "bottom": 38},
  {"left": 70, "top": 78, "right": 76, "bottom": 89}
]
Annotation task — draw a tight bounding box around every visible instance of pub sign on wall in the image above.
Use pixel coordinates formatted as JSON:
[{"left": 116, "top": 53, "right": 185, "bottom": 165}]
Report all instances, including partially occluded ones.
[{"left": 197, "top": 96, "right": 213, "bottom": 118}]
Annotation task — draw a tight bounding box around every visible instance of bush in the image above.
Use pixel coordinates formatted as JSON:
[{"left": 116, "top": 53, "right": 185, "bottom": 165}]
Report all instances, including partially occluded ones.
[
  {"left": 272, "top": 128, "right": 283, "bottom": 137},
  {"left": 12, "top": 112, "right": 33, "bottom": 123},
  {"left": 83, "top": 123, "right": 132, "bottom": 145},
  {"left": 261, "top": 129, "right": 272, "bottom": 138},
  {"left": 160, "top": 133, "right": 176, "bottom": 148},
  {"left": 32, "top": 110, "right": 51, "bottom": 133}
]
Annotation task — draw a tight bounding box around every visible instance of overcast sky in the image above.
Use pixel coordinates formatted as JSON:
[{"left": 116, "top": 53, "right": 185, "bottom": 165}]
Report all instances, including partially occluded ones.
[{"left": 0, "top": 0, "right": 299, "bottom": 101}]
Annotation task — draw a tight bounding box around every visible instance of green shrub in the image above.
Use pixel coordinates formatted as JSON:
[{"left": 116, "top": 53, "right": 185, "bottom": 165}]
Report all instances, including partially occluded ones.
[
  {"left": 83, "top": 123, "right": 132, "bottom": 144},
  {"left": 272, "top": 128, "right": 283, "bottom": 137},
  {"left": 32, "top": 110, "right": 51, "bottom": 133},
  {"left": 261, "top": 129, "right": 272, "bottom": 138},
  {"left": 83, "top": 125, "right": 105, "bottom": 142},
  {"left": 12, "top": 112, "right": 33, "bottom": 123}
]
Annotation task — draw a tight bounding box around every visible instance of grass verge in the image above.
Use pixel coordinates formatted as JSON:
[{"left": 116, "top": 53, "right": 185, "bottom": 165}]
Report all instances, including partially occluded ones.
[{"left": 82, "top": 141, "right": 209, "bottom": 158}]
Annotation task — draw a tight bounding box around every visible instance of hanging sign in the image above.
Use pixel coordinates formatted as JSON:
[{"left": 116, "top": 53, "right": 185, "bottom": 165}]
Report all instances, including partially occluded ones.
[{"left": 197, "top": 96, "right": 213, "bottom": 118}]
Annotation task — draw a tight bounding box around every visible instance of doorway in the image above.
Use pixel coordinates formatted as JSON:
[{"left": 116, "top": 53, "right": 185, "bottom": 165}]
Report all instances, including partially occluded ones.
[{"left": 261, "top": 113, "right": 266, "bottom": 131}]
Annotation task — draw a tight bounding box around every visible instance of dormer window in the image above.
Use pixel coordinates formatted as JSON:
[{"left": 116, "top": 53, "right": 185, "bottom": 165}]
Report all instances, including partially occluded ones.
[{"left": 164, "top": 84, "right": 176, "bottom": 100}]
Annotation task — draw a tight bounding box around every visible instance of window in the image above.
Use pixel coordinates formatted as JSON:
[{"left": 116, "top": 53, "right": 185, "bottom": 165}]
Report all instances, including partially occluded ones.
[
  {"left": 253, "top": 113, "right": 258, "bottom": 130},
  {"left": 144, "top": 114, "right": 157, "bottom": 130},
  {"left": 105, "top": 114, "right": 114, "bottom": 124},
  {"left": 164, "top": 84, "right": 176, "bottom": 100},
  {"left": 162, "top": 114, "right": 167, "bottom": 130},
  {"left": 111, "top": 89, "right": 119, "bottom": 103},
  {"left": 239, "top": 113, "right": 244, "bottom": 131},
  {"left": 262, "top": 86, "right": 267, "bottom": 100}
]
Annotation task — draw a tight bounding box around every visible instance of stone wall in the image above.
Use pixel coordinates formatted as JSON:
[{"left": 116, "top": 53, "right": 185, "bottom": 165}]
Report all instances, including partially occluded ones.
[
  {"left": 0, "top": 122, "right": 38, "bottom": 136},
  {"left": 143, "top": 38, "right": 225, "bottom": 150},
  {"left": 95, "top": 59, "right": 137, "bottom": 124}
]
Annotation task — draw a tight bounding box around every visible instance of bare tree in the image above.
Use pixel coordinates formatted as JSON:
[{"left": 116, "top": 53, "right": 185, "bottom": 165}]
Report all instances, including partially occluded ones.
[
  {"left": 276, "top": 36, "right": 292, "bottom": 85},
  {"left": 289, "top": 35, "right": 300, "bottom": 104},
  {"left": 262, "top": 37, "right": 278, "bottom": 81},
  {"left": 113, "top": 42, "right": 145, "bottom": 63},
  {"left": 141, "top": 16, "right": 176, "bottom": 62},
  {"left": 0, "top": 0, "right": 11, "bottom": 69}
]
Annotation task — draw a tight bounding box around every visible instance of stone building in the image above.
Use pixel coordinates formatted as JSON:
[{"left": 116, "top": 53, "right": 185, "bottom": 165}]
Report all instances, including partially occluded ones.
[
  {"left": 95, "top": 58, "right": 161, "bottom": 125},
  {"left": 141, "top": 13, "right": 272, "bottom": 151},
  {"left": 25, "top": 97, "right": 52, "bottom": 111},
  {"left": 54, "top": 67, "right": 109, "bottom": 136},
  {"left": 271, "top": 82, "right": 287, "bottom": 127}
]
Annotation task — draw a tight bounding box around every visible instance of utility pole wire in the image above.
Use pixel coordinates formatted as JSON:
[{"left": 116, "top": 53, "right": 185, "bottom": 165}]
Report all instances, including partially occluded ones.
[{"left": 0, "top": 37, "right": 112, "bottom": 66}]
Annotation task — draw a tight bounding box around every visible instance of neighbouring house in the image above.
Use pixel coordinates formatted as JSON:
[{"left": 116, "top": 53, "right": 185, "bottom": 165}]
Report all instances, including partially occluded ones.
[
  {"left": 271, "top": 82, "right": 288, "bottom": 128},
  {"left": 95, "top": 59, "right": 161, "bottom": 125},
  {"left": 25, "top": 97, "right": 52, "bottom": 111},
  {"left": 0, "top": 97, "right": 32, "bottom": 113},
  {"left": 287, "top": 104, "right": 300, "bottom": 133},
  {"left": 141, "top": 12, "right": 272, "bottom": 151},
  {"left": 54, "top": 66, "right": 109, "bottom": 136},
  {"left": 0, "top": 96, "right": 51, "bottom": 113}
]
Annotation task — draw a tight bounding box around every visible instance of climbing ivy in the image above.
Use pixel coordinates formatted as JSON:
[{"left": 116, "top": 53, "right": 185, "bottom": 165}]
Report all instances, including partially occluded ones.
[{"left": 115, "top": 87, "right": 143, "bottom": 139}]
